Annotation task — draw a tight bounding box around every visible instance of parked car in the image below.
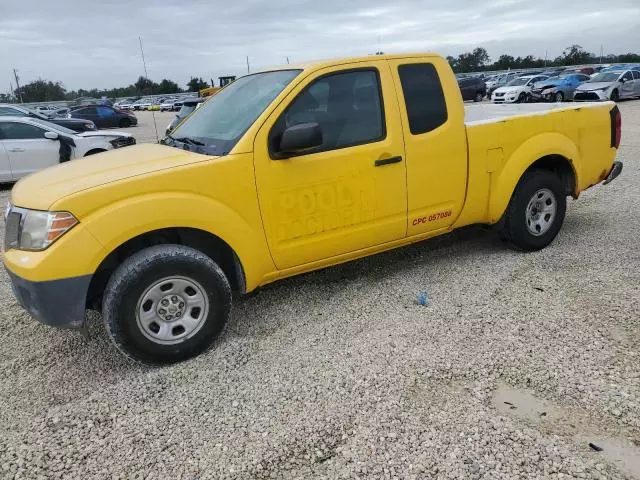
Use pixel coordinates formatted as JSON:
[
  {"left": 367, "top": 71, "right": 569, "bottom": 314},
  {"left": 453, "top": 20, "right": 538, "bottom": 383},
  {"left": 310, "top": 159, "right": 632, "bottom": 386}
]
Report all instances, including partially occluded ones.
[
  {"left": 574, "top": 70, "right": 640, "bottom": 101},
  {"left": 132, "top": 98, "right": 153, "bottom": 110},
  {"left": 160, "top": 99, "right": 176, "bottom": 111},
  {"left": 68, "top": 105, "right": 138, "bottom": 128},
  {"left": 529, "top": 73, "right": 591, "bottom": 102},
  {"left": 3, "top": 53, "right": 623, "bottom": 364},
  {"left": 0, "top": 116, "right": 135, "bottom": 181},
  {"left": 0, "top": 104, "right": 96, "bottom": 132},
  {"left": 47, "top": 107, "right": 71, "bottom": 118},
  {"left": 491, "top": 75, "right": 549, "bottom": 103},
  {"left": 486, "top": 72, "right": 520, "bottom": 97},
  {"left": 114, "top": 98, "right": 139, "bottom": 111},
  {"left": 458, "top": 76, "right": 486, "bottom": 102},
  {"left": 165, "top": 97, "right": 205, "bottom": 135}
]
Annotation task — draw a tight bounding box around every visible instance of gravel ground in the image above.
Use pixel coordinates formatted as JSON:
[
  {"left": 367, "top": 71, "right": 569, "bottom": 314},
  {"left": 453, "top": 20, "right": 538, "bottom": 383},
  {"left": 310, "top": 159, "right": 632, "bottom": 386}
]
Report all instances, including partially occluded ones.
[{"left": 0, "top": 101, "right": 639, "bottom": 479}]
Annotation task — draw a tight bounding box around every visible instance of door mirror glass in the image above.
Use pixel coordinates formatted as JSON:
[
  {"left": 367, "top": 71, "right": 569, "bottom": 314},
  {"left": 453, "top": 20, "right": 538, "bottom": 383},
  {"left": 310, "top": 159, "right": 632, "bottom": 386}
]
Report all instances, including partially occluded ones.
[
  {"left": 44, "top": 131, "right": 59, "bottom": 140},
  {"left": 277, "top": 122, "right": 322, "bottom": 157}
]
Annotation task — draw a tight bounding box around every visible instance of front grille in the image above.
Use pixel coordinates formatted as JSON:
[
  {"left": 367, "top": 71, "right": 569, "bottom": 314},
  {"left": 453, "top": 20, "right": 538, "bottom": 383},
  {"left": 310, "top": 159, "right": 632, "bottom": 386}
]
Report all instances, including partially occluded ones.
[
  {"left": 494, "top": 93, "right": 505, "bottom": 97},
  {"left": 5, "top": 211, "right": 21, "bottom": 251},
  {"left": 574, "top": 91, "right": 600, "bottom": 101}
]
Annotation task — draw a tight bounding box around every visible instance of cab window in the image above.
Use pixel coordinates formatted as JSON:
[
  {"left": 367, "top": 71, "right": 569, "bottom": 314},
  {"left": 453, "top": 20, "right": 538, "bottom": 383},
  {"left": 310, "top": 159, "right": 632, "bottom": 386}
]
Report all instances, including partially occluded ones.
[
  {"left": 270, "top": 69, "right": 385, "bottom": 157},
  {"left": 397, "top": 63, "right": 447, "bottom": 135}
]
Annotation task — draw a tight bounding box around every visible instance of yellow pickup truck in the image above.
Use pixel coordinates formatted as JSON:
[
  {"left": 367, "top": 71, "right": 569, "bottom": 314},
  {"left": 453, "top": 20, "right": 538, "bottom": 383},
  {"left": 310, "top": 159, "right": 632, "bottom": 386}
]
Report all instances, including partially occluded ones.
[{"left": 4, "top": 53, "right": 623, "bottom": 364}]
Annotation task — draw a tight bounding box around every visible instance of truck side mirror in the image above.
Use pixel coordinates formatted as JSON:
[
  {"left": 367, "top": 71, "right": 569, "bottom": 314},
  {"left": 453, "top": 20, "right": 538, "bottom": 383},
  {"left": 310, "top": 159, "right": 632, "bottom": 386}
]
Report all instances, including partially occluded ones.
[{"left": 277, "top": 122, "right": 323, "bottom": 158}]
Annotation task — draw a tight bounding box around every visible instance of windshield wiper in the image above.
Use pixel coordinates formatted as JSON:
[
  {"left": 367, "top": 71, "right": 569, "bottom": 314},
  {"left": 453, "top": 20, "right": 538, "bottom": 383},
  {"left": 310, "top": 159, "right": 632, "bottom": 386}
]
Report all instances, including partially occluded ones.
[{"left": 174, "top": 137, "right": 205, "bottom": 146}]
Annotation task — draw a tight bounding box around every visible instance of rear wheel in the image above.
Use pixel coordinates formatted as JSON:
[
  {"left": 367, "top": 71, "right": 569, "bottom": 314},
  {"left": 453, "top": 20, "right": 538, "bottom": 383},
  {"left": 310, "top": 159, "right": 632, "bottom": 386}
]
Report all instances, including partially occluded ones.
[
  {"left": 103, "top": 245, "right": 231, "bottom": 365},
  {"left": 554, "top": 91, "right": 564, "bottom": 102},
  {"left": 499, "top": 170, "right": 566, "bottom": 251},
  {"left": 119, "top": 118, "right": 132, "bottom": 128},
  {"left": 610, "top": 89, "right": 619, "bottom": 102},
  {"left": 474, "top": 91, "right": 484, "bottom": 102}
]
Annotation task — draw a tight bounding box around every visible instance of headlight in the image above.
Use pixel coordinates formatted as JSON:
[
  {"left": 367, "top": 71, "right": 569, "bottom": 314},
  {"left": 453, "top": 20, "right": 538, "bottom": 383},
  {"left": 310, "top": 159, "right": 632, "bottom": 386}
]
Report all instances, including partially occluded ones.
[
  {"left": 7, "top": 209, "right": 78, "bottom": 251},
  {"left": 110, "top": 136, "right": 135, "bottom": 148},
  {"left": 86, "top": 123, "right": 97, "bottom": 130}
]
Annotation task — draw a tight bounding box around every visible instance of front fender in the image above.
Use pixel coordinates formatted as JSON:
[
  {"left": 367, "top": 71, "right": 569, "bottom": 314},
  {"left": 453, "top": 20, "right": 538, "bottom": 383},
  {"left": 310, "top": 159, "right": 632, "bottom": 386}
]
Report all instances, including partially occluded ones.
[
  {"left": 82, "top": 192, "right": 274, "bottom": 291},
  {"left": 487, "top": 132, "right": 580, "bottom": 223}
]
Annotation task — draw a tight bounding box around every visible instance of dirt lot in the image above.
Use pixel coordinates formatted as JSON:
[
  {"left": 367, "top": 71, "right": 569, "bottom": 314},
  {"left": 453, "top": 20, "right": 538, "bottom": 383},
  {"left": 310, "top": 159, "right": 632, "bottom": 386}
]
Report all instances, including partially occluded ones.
[{"left": 0, "top": 102, "right": 639, "bottom": 479}]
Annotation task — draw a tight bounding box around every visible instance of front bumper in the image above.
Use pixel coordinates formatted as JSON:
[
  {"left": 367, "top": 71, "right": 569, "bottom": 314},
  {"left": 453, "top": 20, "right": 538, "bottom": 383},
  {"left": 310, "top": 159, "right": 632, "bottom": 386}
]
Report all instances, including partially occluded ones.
[
  {"left": 492, "top": 95, "right": 518, "bottom": 103},
  {"left": 574, "top": 90, "right": 608, "bottom": 101},
  {"left": 6, "top": 268, "right": 91, "bottom": 328},
  {"left": 603, "top": 161, "right": 623, "bottom": 185}
]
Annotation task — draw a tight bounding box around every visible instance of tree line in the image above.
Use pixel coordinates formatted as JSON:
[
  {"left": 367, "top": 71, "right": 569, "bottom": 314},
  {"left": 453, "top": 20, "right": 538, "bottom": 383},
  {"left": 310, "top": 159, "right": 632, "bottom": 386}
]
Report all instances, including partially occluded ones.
[
  {"left": 4, "top": 44, "right": 639, "bottom": 103},
  {"left": 1, "top": 75, "right": 212, "bottom": 104},
  {"left": 447, "top": 45, "right": 640, "bottom": 74}
]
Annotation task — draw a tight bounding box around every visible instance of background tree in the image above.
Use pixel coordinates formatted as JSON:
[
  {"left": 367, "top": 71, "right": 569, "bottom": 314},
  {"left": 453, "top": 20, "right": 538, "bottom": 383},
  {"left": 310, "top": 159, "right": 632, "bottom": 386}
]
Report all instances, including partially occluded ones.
[
  {"left": 134, "top": 76, "right": 157, "bottom": 95},
  {"left": 555, "top": 45, "right": 592, "bottom": 66},
  {"left": 187, "top": 77, "right": 209, "bottom": 93},
  {"left": 157, "top": 79, "right": 181, "bottom": 94},
  {"left": 16, "top": 79, "right": 66, "bottom": 102}
]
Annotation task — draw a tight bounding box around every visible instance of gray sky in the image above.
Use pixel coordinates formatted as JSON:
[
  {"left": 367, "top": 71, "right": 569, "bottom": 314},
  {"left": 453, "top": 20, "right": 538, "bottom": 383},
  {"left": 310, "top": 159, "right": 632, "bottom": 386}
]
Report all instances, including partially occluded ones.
[{"left": 2, "top": 0, "right": 639, "bottom": 91}]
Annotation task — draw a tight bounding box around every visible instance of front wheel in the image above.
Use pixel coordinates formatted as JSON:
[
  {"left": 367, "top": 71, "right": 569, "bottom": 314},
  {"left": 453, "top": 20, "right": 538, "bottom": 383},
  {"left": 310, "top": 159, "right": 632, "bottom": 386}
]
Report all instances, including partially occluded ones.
[
  {"left": 119, "top": 118, "right": 132, "bottom": 128},
  {"left": 103, "top": 245, "right": 232, "bottom": 364},
  {"left": 516, "top": 93, "right": 527, "bottom": 103},
  {"left": 499, "top": 170, "right": 566, "bottom": 251},
  {"left": 474, "top": 91, "right": 484, "bottom": 102},
  {"left": 554, "top": 91, "right": 564, "bottom": 103}
]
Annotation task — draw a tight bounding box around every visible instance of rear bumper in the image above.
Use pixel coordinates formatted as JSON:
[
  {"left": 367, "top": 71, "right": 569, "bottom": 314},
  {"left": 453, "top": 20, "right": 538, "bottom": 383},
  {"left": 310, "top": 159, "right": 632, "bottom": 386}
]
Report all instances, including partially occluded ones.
[
  {"left": 6, "top": 268, "right": 91, "bottom": 328},
  {"left": 603, "top": 161, "right": 623, "bottom": 185}
]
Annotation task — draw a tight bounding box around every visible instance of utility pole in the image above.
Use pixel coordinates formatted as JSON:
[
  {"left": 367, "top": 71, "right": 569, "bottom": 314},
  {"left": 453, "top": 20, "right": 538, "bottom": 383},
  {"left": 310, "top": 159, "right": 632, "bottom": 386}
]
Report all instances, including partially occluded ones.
[
  {"left": 600, "top": 44, "right": 603, "bottom": 64},
  {"left": 544, "top": 50, "right": 548, "bottom": 67},
  {"left": 286, "top": 56, "right": 290, "bottom": 64},
  {"left": 246, "top": 56, "right": 250, "bottom": 74},
  {"left": 13, "top": 69, "right": 23, "bottom": 103}
]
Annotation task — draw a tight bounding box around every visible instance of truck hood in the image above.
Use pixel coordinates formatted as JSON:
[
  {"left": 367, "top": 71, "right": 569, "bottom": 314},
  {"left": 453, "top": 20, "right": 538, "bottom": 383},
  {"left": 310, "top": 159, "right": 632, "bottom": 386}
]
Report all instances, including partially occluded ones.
[
  {"left": 11, "top": 143, "right": 213, "bottom": 211},
  {"left": 577, "top": 82, "right": 614, "bottom": 91}
]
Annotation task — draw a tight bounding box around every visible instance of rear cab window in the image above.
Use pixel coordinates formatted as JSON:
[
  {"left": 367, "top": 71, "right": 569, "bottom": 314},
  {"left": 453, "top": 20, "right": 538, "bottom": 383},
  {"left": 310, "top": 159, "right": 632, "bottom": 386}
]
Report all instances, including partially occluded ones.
[{"left": 397, "top": 63, "right": 448, "bottom": 135}]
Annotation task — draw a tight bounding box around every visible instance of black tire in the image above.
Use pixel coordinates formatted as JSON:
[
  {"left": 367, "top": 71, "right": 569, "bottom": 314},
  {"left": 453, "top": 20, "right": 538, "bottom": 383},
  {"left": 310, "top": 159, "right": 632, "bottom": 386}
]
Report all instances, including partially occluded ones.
[
  {"left": 474, "top": 91, "right": 484, "bottom": 102},
  {"left": 499, "top": 170, "right": 566, "bottom": 251},
  {"left": 610, "top": 89, "right": 619, "bottom": 102},
  {"left": 554, "top": 91, "right": 564, "bottom": 103},
  {"left": 103, "top": 245, "right": 231, "bottom": 365},
  {"left": 119, "top": 118, "right": 132, "bottom": 128},
  {"left": 517, "top": 93, "right": 527, "bottom": 103}
]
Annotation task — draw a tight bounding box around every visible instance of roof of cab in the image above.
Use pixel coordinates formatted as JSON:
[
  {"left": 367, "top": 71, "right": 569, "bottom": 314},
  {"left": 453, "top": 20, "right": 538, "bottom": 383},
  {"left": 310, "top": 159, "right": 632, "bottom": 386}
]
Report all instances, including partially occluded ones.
[{"left": 257, "top": 52, "right": 441, "bottom": 74}]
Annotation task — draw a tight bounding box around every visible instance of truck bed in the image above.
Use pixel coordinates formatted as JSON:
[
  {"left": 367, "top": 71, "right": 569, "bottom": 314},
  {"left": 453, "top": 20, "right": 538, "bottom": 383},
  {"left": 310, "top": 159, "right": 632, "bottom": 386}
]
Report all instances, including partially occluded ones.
[{"left": 464, "top": 102, "right": 608, "bottom": 125}]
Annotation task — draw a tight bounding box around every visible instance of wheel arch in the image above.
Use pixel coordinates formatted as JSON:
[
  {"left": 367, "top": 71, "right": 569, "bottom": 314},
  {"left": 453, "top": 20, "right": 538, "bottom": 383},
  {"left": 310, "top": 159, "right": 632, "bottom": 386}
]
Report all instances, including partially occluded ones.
[
  {"left": 84, "top": 148, "right": 107, "bottom": 157},
  {"left": 86, "top": 227, "right": 246, "bottom": 310},
  {"left": 488, "top": 132, "right": 579, "bottom": 223}
]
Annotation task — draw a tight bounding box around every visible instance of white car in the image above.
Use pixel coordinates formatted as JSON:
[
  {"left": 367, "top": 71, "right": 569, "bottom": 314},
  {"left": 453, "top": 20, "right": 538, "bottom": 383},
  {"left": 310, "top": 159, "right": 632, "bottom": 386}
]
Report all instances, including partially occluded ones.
[
  {"left": 574, "top": 70, "right": 640, "bottom": 102},
  {"left": 492, "top": 75, "right": 549, "bottom": 103},
  {"left": 133, "top": 99, "right": 153, "bottom": 111},
  {"left": 160, "top": 99, "right": 176, "bottom": 111},
  {"left": 0, "top": 116, "right": 135, "bottom": 181}
]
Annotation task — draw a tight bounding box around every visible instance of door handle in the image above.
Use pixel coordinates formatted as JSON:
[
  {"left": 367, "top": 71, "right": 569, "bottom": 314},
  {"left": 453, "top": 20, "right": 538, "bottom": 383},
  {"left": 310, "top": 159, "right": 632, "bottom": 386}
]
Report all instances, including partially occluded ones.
[
  {"left": 375, "top": 156, "right": 402, "bottom": 167},
  {"left": 9, "top": 148, "right": 25, "bottom": 153}
]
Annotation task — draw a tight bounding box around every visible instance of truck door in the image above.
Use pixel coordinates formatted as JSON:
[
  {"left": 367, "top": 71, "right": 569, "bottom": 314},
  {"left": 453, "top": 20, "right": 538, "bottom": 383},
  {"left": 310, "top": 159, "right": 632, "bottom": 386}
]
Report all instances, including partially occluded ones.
[
  {"left": 253, "top": 61, "right": 407, "bottom": 270},
  {"left": 387, "top": 57, "right": 468, "bottom": 235}
]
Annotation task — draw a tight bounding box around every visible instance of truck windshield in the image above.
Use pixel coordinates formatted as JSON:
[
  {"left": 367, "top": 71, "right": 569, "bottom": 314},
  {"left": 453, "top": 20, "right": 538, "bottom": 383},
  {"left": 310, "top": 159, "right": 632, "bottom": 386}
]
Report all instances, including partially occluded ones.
[{"left": 168, "top": 69, "right": 302, "bottom": 155}]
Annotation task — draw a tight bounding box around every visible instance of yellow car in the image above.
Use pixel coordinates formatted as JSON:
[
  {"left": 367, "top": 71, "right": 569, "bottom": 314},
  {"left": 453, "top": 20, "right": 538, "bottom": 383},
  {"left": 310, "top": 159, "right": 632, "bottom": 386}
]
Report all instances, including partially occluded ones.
[{"left": 4, "top": 53, "right": 622, "bottom": 364}]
